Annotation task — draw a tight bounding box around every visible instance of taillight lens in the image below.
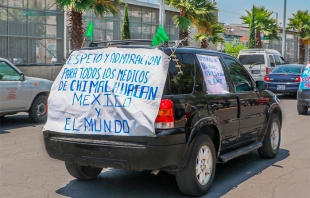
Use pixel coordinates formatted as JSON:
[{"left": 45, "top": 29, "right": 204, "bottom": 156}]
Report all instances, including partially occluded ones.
[
  {"left": 155, "top": 99, "right": 174, "bottom": 129},
  {"left": 295, "top": 75, "right": 301, "bottom": 82},
  {"left": 266, "top": 67, "right": 269, "bottom": 74},
  {"left": 264, "top": 75, "right": 270, "bottom": 82}
]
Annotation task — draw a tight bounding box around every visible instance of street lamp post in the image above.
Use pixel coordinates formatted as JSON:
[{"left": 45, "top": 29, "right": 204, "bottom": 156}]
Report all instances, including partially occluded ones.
[{"left": 282, "top": 0, "right": 287, "bottom": 59}]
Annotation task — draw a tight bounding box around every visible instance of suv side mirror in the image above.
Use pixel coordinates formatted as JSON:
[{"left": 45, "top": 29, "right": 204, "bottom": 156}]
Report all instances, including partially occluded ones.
[
  {"left": 256, "top": 80, "right": 267, "bottom": 91},
  {"left": 20, "top": 73, "right": 25, "bottom": 81}
]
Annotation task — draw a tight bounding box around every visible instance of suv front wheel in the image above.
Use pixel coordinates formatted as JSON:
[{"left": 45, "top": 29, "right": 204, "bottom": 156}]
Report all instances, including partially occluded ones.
[
  {"left": 176, "top": 134, "right": 216, "bottom": 196},
  {"left": 258, "top": 114, "right": 281, "bottom": 158}
]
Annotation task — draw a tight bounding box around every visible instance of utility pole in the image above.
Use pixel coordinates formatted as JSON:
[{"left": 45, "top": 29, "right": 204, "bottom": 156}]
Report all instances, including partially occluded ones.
[
  {"left": 159, "top": 0, "right": 165, "bottom": 26},
  {"left": 282, "top": 0, "right": 287, "bottom": 59}
]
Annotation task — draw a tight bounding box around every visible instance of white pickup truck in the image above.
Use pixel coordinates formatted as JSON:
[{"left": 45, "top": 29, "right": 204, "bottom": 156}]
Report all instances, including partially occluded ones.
[{"left": 0, "top": 58, "right": 53, "bottom": 123}]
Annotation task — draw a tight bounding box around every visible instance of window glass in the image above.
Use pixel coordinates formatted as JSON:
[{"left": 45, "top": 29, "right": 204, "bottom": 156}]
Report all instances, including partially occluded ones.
[
  {"left": 269, "top": 55, "right": 275, "bottom": 67},
  {"left": 223, "top": 57, "right": 253, "bottom": 92},
  {"left": 274, "top": 55, "right": 282, "bottom": 66},
  {"left": 239, "top": 54, "right": 265, "bottom": 65},
  {"left": 0, "top": 61, "right": 20, "bottom": 81},
  {"left": 168, "top": 53, "right": 195, "bottom": 94}
]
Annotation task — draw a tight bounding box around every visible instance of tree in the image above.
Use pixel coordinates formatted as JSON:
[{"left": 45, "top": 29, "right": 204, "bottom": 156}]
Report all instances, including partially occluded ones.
[
  {"left": 240, "top": 6, "right": 278, "bottom": 48},
  {"left": 56, "top": 0, "right": 119, "bottom": 51},
  {"left": 165, "top": 0, "right": 218, "bottom": 46},
  {"left": 248, "top": 6, "right": 256, "bottom": 49},
  {"left": 195, "top": 23, "right": 225, "bottom": 48},
  {"left": 287, "top": 10, "right": 310, "bottom": 64},
  {"left": 225, "top": 40, "right": 247, "bottom": 57},
  {"left": 121, "top": 3, "right": 130, "bottom": 40}
]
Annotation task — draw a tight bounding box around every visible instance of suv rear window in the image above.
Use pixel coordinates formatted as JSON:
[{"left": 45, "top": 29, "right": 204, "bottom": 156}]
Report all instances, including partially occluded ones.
[{"left": 239, "top": 54, "right": 265, "bottom": 65}]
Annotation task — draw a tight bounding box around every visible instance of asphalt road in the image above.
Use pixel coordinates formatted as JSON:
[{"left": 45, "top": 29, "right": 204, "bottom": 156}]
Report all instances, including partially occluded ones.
[{"left": 0, "top": 94, "right": 309, "bottom": 198}]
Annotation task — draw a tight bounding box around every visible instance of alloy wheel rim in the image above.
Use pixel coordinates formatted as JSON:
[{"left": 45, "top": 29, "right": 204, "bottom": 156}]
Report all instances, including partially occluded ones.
[
  {"left": 36, "top": 102, "right": 46, "bottom": 117},
  {"left": 196, "top": 145, "right": 213, "bottom": 185},
  {"left": 270, "top": 121, "right": 280, "bottom": 150}
]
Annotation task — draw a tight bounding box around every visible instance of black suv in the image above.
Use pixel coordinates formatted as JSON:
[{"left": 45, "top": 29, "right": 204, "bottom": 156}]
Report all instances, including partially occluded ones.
[{"left": 43, "top": 41, "right": 282, "bottom": 197}]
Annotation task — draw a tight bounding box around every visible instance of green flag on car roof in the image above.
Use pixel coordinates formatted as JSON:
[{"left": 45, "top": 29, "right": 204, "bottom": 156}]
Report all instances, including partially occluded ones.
[
  {"left": 85, "top": 21, "right": 94, "bottom": 42},
  {"left": 151, "top": 25, "right": 170, "bottom": 47}
]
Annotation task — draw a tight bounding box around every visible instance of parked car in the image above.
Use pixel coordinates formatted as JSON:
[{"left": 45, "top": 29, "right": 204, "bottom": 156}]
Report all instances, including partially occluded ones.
[
  {"left": 238, "top": 49, "right": 285, "bottom": 81},
  {"left": 297, "top": 62, "right": 310, "bottom": 114},
  {"left": 43, "top": 40, "right": 282, "bottom": 197},
  {"left": 264, "top": 64, "right": 306, "bottom": 94},
  {"left": 0, "top": 58, "right": 53, "bottom": 122}
]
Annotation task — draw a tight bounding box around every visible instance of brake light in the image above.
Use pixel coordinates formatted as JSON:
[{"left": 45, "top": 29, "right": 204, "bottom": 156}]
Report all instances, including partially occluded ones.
[
  {"left": 264, "top": 75, "right": 270, "bottom": 82},
  {"left": 155, "top": 99, "right": 174, "bottom": 129},
  {"left": 46, "top": 103, "right": 48, "bottom": 115},
  {"left": 295, "top": 75, "right": 301, "bottom": 82},
  {"left": 266, "top": 67, "right": 269, "bottom": 74}
]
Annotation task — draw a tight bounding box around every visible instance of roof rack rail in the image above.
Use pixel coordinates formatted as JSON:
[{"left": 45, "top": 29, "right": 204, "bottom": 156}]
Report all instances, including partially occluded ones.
[{"left": 88, "top": 39, "right": 183, "bottom": 47}]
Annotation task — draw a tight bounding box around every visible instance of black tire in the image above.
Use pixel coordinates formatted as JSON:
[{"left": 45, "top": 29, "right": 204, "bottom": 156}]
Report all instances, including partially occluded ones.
[
  {"left": 258, "top": 114, "right": 281, "bottom": 158},
  {"left": 28, "top": 95, "right": 47, "bottom": 123},
  {"left": 176, "top": 134, "right": 216, "bottom": 197},
  {"left": 297, "top": 104, "right": 308, "bottom": 115},
  {"left": 65, "top": 163, "right": 103, "bottom": 180}
]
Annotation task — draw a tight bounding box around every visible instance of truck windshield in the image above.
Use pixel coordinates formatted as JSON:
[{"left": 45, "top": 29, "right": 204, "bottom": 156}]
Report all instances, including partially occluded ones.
[{"left": 239, "top": 54, "right": 265, "bottom": 65}]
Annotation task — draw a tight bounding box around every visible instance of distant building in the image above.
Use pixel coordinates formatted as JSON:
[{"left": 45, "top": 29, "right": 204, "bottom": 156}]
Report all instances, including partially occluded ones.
[{"left": 223, "top": 24, "right": 308, "bottom": 63}]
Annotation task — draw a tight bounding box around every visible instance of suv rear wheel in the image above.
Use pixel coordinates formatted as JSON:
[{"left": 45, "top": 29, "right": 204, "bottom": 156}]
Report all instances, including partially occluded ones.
[
  {"left": 176, "top": 134, "right": 216, "bottom": 196},
  {"left": 258, "top": 114, "right": 281, "bottom": 158},
  {"left": 65, "top": 163, "right": 103, "bottom": 180}
]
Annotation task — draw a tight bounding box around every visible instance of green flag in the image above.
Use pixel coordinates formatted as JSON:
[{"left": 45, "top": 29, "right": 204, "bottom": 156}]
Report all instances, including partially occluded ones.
[
  {"left": 85, "top": 21, "right": 94, "bottom": 42},
  {"left": 151, "top": 25, "right": 170, "bottom": 46}
]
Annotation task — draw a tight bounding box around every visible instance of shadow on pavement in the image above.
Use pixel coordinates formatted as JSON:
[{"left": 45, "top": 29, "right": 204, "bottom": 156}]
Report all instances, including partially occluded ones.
[
  {"left": 0, "top": 114, "right": 43, "bottom": 133},
  {"left": 276, "top": 94, "right": 297, "bottom": 100},
  {"left": 56, "top": 149, "right": 290, "bottom": 198}
]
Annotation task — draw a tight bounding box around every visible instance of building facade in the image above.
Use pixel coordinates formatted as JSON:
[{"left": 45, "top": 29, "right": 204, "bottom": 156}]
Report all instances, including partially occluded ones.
[{"left": 0, "top": 0, "right": 179, "bottom": 80}]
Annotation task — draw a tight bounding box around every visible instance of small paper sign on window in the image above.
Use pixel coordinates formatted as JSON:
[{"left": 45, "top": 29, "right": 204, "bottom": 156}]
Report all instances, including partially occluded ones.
[{"left": 197, "top": 54, "right": 229, "bottom": 94}]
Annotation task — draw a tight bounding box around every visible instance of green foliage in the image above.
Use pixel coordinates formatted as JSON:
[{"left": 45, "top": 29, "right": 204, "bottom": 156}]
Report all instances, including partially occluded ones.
[
  {"left": 121, "top": 4, "right": 130, "bottom": 40},
  {"left": 240, "top": 5, "right": 278, "bottom": 47},
  {"left": 194, "top": 23, "right": 225, "bottom": 48},
  {"left": 287, "top": 10, "right": 310, "bottom": 42},
  {"left": 225, "top": 40, "right": 248, "bottom": 57},
  {"left": 248, "top": 6, "right": 256, "bottom": 49},
  {"left": 165, "top": 0, "right": 218, "bottom": 45}
]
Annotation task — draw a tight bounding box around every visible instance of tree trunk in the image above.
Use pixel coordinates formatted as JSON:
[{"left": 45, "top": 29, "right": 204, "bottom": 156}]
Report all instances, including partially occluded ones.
[
  {"left": 179, "top": 30, "right": 189, "bottom": 46},
  {"left": 69, "top": 9, "right": 84, "bottom": 51},
  {"left": 298, "top": 38, "right": 305, "bottom": 64},
  {"left": 255, "top": 29, "right": 262, "bottom": 48},
  {"left": 200, "top": 39, "right": 208, "bottom": 48}
]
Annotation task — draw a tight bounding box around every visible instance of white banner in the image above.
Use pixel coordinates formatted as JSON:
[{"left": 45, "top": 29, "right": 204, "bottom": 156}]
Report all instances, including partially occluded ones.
[
  {"left": 44, "top": 48, "right": 169, "bottom": 136},
  {"left": 196, "top": 54, "right": 228, "bottom": 94}
]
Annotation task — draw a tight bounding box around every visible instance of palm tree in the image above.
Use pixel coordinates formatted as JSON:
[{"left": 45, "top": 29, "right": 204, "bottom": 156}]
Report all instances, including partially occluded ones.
[
  {"left": 240, "top": 6, "right": 278, "bottom": 48},
  {"left": 56, "top": 0, "right": 119, "bottom": 51},
  {"left": 165, "top": 0, "right": 218, "bottom": 46},
  {"left": 287, "top": 10, "right": 310, "bottom": 64},
  {"left": 195, "top": 23, "right": 225, "bottom": 48}
]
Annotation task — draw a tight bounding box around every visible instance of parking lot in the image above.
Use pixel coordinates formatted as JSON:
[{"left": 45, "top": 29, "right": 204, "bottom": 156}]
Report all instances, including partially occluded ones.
[{"left": 0, "top": 94, "right": 309, "bottom": 198}]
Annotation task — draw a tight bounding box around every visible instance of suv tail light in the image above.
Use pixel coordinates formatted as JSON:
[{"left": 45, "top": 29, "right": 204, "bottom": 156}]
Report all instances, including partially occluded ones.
[
  {"left": 264, "top": 75, "right": 270, "bottom": 82},
  {"left": 295, "top": 75, "right": 301, "bottom": 82},
  {"left": 266, "top": 67, "right": 269, "bottom": 74},
  {"left": 155, "top": 99, "right": 174, "bottom": 129}
]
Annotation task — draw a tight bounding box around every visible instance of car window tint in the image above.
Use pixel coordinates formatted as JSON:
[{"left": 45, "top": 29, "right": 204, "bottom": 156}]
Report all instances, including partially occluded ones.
[
  {"left": 272, "top": 66, "right": 304, "bottom": 74},
  {"left": 168, "top": 53, "right": 195, "bottom": 94},
  {"left": 0, "top": 61, "right": 20, "bottom": 81},
  {"left": 269, "top": 55, "right": 275, "bottom": 67},
  {"left": 223, "top": 57, "right": 253, "bottom": 92},
  {"left": 274, "top": 55, "right": 282, "bottom": 66},
  {"left": 239, "top": 54, "right": 265, "bottom": 65}
]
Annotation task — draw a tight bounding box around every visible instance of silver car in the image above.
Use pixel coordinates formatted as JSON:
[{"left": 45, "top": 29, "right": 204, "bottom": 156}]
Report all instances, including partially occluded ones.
[{"left": 0, "top": 58, "right": 53, "bottom": 122}]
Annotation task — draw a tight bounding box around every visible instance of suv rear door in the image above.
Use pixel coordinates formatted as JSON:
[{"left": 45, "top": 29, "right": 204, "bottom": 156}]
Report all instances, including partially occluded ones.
[{"left": 222, "top": 55, "right": 266, "bottom": 145}]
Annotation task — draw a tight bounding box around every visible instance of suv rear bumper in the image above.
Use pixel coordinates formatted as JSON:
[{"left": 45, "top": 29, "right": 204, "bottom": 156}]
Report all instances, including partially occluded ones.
[{"left": 43, "top": 130, "right": 188, "bottom": 171}]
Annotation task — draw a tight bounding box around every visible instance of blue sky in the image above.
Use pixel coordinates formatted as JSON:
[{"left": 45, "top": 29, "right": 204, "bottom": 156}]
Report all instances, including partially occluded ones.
[{"left": 216, "top": 0, "right": 310, "bottom": 25}]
